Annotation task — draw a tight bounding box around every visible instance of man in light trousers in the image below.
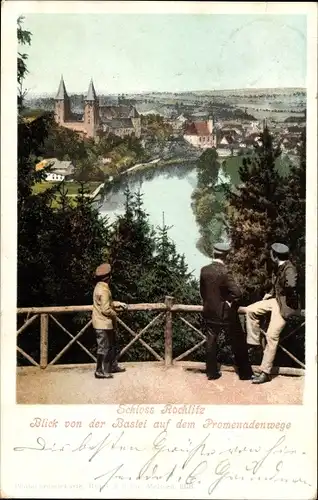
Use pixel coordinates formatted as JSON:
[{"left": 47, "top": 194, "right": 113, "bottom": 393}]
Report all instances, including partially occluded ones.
[{"left": 245, "top": 243, "right": 300, "bottom": 384}]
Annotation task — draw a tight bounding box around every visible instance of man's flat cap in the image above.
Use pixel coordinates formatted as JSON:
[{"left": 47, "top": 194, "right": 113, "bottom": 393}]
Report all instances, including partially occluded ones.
[
  {"left": 271, "top": 243, "right": 289, "bottom": 254},
  {"left": 214, "top": 242, "right": 231, "bottom": 253},
  {"left": 95, "top": 263, "right": 111, "bottom": 277}
]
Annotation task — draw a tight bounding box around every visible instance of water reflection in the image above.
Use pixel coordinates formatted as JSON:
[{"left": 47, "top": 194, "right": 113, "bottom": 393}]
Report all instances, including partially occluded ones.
[{"left": 99, "top": 163, "right": 213, "bottom": 277}]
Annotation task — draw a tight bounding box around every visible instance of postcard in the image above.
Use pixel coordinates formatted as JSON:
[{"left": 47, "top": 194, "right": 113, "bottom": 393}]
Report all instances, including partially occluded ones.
[{"left": 1, "top": 1, "right": 317, "bottom": 498}]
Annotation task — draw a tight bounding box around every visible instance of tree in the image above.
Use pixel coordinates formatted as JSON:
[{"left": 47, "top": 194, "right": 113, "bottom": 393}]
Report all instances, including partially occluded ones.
[
  {"left": 225, "top": 126, "right": 283, "bottom": 303},
  {"left": 40, "top": 121, "right": 87, "bottom": 161},
  {"left": 153, "top": 217, "right": 199, "bottom": 304},
  {"left": 17, "top": 16, "right": 32, "bottom": 111},
  {"left": 108, "top": 189, "right": 157, "bottom": 304},
  {"left": 105, "top": 191, "right": 202, "bottom": 362},
  {"left": 41, "top": 184, "right": 110, "bottom": 306},
  {"left": 141, "top": 115, "right": 173, "bottom": 141},
  {"left": 153, "top": 218, "right": 202, "bottom": 360},
  {"left": 191, "top": 149, "right": 225, "bottom": 257},
  {"left": 106, "top": 190, "right": 160, "bottom": 361},
  {"left": 276, "top": 128, "right": 306, "bottom": 307},
  {"left": 17, "top": 19, "right": 110, "bottom": 366}
]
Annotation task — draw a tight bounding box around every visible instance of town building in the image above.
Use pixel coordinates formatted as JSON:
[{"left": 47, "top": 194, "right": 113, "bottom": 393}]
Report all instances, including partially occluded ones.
[
  {"left": 100, "top": 105, "right": 141, "bottom": 138},
  {"left": 183, "top": 117, "right": 217, "bottom": 149},
  {"left": 36, "top": 158, "right": 75, "bottom": 182},
  {"left": 54, "top": 76, "right": 141, "bottom": 139}
]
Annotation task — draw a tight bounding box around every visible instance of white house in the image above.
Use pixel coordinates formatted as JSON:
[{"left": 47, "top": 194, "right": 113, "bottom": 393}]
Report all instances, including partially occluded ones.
[
  {"left": 183, "top": 118, "right": 217, "bottom": 149},
  {"left": 36, "top": 158, "right": 75, "bottom": 182},
  {"left": 46, "top": 172, "right": 67, "bottom": 182}
]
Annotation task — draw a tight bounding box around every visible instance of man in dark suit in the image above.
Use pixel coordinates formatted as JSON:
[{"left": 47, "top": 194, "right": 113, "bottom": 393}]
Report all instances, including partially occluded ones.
[
  {"left": 200, "top": 243, "right": 254, "bottom": 381},
  {"left": 245, "top": 243, "right": 300, "bottom": 384}
]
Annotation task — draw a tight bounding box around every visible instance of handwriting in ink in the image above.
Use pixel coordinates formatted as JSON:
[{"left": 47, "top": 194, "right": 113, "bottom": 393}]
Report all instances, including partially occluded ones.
[
  {"left": 13, "top": 431, "right": 144, "bottom": 462},
  {"left": 13, "top": 430, "right": 312, "bottom": 494}
]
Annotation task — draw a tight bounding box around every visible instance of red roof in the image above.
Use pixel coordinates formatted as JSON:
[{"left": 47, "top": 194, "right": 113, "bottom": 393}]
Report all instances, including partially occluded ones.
[{"left": 184, "top": 121, "right": 211, "bottom": 136}]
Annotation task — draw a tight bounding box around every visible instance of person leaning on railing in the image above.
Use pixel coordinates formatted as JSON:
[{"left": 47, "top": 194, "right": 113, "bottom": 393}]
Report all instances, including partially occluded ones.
[
  {"left": 244, "top": 243, "right": 301, "bottom": 385},
  {"left": 92, "top": 263, "right": 127, "bottom": 379},
  {"left": 200, "top": 242, "right": 256, "bottom": 381}
]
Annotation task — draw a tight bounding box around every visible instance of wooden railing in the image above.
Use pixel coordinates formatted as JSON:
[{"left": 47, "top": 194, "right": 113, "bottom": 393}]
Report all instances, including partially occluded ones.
[{"left": 17, "top": 296, "right": 305, "bottom": 376}]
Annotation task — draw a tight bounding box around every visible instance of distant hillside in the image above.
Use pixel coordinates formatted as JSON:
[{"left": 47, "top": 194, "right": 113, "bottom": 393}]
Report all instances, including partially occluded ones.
[{"left": 26, "top": 87, "right": 306, "bottom": 101}]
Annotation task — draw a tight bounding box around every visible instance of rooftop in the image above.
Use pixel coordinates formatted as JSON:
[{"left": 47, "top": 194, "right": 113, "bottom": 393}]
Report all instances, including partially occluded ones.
[
  {"left": 100, "top": 104, "right": 139, "bottom": 120},
  {"left": 86, "top": 79, "right": 97, "bottom": 101},
  {"left": 184, "top": 121, "right": 212, "bottom": 136},
  {"left": 104, "top": 118, "right": 134, "bottom": 129},
  {"left": 36, "top": 158, "right": 75, "bottom": 176},
  {"left": 16, "top": 361, "right": 304, "bottom": 405},
  {"left": 55, "top": 76, "right": 69, "bottom": 100}
]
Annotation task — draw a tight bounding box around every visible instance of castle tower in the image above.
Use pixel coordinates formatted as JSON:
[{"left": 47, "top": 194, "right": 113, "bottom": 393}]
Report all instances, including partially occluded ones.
[
  {"left": 84, "top": 79, "right": 99, "bottom": 138},
  {"left": 54, "top": 75, "right": 70, "bottom": 125}
]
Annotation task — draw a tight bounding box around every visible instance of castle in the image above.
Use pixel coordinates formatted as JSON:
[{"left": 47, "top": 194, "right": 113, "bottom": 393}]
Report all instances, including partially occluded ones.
[{"left": 54, "top": 76, "right": 141, "bottom": 140}]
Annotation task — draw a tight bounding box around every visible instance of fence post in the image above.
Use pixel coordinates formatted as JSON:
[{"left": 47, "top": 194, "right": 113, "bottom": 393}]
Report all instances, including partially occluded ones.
[
  {"left": 164, "top": 296, "right": 174, "bottom": 367},
  {"left": 40, "top": 313, "right": 49, "bottom": 369}
]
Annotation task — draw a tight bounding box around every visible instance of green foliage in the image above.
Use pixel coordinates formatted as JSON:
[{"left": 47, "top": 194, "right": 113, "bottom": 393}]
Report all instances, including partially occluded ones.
[
  {"left": 17, "top": 16, "right": 32, "bottom": 110},
  {"left": 225, "top": 127, "right": 284, "bottom": 302},
  {"left": 17, "top": 19, "right": 110, "bottom": 324},
  {"left": 276, "top": 128, "right": 306, "bottom": 306},
  {"left": 191, "top": 149, "right": 225, "bottom": 257},
  {"left": 18, "top": 119, "right": 110, "bottom": 308},
  {"left": 37, "top": 121, "right": 146, "bottom": 181},
  {"left": 221, "top": 127, "right": 306, "bottom": 367},
  {"left": 141, "top": 114, "right": 173, "bottom": 141},
  {"left": 108, "top": 189, "right": 157, "bottom": 303},
  {"left": 225, "top": 125, "right": 305, "bottom": 309},
  {"left": 196, "top": 148, "right": 220, "bottom": 188},
  {"left": 40, "top": 120, "right": 87, "bottom": 161},
  {"left": 101, "top": 190, "right": 201, "bottom": 362}
]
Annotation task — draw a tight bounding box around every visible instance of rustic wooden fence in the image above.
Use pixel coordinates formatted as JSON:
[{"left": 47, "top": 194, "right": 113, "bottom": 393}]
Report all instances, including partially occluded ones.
[{"left": 17, "top": 296, "right": 305, "bottom": 376}]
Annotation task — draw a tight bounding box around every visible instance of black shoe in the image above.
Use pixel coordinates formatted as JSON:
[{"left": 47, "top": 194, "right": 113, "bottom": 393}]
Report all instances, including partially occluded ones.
[
  {"left": 252, "top": 372, "right": 271, "bottom": 384},
  {"left": 95, "top": 371, "right": 113, "bottom": 379},
  {"left": 207, "top": 372, "right": 222, "bottom": 380},
  {"left": 95, "top": 355, "right": 106, "bottom": 378},
  {"left": 95, "top": 355, "right": 113, "bottom": 379},
  {"left": 111, "top": 366, "right": 126, "bottom": 373}
]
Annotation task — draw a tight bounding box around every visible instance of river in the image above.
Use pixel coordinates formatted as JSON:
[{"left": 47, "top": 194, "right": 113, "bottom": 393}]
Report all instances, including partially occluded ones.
[
  {"left": 98, "top": 162, "right": 233, "bottom": 278},
  {"left": 98, "top": 152, "right": 292, "bottom": 278}
]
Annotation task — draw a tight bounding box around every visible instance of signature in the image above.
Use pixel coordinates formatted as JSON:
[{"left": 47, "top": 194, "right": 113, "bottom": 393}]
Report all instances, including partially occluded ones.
[
  {"left": 92, "top": 432, "right": 311, "bottom": 494},
  {"left": 13, "top": 431, "right": 311, "bottom": 494}
]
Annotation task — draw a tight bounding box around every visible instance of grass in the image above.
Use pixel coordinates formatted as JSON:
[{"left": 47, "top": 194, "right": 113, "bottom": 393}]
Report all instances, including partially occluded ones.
[
  {"left": 32, "top": 181, "right": 103, "bottom": 209},
  {"left": 32, "top": 181, "right": 101, "bottom": 196},
  {"left": 221, "top": 153, "right": 292, "bottom": 186}
]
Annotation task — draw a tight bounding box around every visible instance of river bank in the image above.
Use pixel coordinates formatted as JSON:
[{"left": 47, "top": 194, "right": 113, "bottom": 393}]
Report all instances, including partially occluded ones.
[{"left": 124, "top": 155, "right": 198, "bottom": 176}]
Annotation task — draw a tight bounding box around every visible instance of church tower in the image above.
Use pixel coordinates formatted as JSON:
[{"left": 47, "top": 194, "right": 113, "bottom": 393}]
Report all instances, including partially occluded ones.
[
  {"left": 54, "top": 76, "right": 70, "bottom": 125},
  {"left": 130, "top": 107, "right": 141, "bottom": 139},
  {"left": 84, "top": 79, "right": 99, "bottom": 138},
  {"left": 207, "top": 114, "right": 217, "bottom": 147}
]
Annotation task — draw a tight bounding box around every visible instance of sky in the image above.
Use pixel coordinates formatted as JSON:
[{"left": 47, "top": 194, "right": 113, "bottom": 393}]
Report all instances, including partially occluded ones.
[{"left": 21, "top": 13, "right": 307, "bottom": 96}]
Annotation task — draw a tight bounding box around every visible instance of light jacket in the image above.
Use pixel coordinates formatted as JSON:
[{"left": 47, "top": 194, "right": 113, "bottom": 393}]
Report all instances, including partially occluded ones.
[{"left": 92, "top": 281, "right": 117, "bottom": 330}]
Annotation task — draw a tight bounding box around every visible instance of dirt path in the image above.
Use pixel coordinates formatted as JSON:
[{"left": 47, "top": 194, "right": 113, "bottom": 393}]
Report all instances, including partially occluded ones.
[{"left": 16, "top": 362, "right": 304, "bottom": 405}]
